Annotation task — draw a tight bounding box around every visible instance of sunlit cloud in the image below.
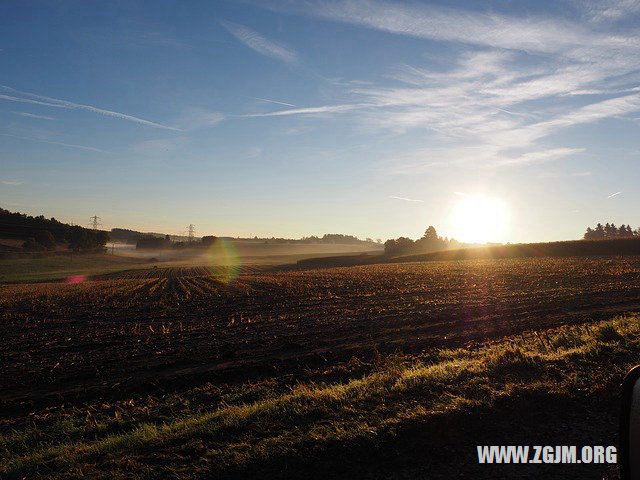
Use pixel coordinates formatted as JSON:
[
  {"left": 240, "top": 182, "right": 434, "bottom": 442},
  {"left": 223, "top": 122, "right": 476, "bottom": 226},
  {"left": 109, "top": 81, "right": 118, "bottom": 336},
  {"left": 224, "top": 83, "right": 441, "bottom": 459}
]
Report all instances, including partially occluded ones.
[
  {"left": 243, "top": 104, "right": 361, "bottom": 117},
  {"left": 221, "top": 20, "right": 297, "bottom": 62},
  {"left": 389, "top": 195, "right": 424, "bottom": 202},
  {"left": 0, "top": 85, "right": 180, "bottom": 130},
  {"left": 536, "top": 171, "right": 593, "bottom": 179},
  {"left": 608, "top": 191, "right": 622, "bottom": 198},
  {"left": 494, "top": 148, "right": 586, "bottom": 167}
]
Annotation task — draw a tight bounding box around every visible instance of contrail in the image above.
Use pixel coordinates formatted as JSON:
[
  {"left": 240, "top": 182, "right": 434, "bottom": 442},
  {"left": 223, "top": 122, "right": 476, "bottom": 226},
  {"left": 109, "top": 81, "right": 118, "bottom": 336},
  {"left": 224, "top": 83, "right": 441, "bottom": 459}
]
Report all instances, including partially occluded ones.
[
  {"left": 0, "top": 85, "right": 180, "bottom": 131},
  {"left": 607, "top": 191, "right": 622, "bottom": 198},
  {"left": 0, "top": 133, "right": 109, "bottom": 153},
  {"left": 253, "top": 97, "right": 297, "bottom": 107}
]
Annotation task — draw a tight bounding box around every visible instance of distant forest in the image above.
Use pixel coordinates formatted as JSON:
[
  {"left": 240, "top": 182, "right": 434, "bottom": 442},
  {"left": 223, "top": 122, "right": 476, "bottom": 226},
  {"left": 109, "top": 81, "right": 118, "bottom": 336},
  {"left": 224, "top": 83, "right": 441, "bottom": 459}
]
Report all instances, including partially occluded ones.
[
  {"left": 385, "top": 223, "right": 640, "bottom": 257},
  {"left": 584, "top": 223, "right": 639, "bottom": 239},
  {"left": 0, "top": 208, "right": 109, "bottom": 252},
  {"left": 135, "top": 233, "right": 379, "bottom": 250},
  {"left": 4, "top": 207, "right": 638, "bottom": 255},
  {"left": 384, "top": 226, "right": 460, "bottom": 256}
]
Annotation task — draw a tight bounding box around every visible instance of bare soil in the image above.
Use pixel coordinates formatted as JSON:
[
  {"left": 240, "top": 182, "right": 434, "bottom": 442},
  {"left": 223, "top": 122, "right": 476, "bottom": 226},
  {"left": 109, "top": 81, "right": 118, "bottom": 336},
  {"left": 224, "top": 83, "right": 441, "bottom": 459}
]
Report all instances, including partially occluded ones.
[{"left": 2, "top": 256, "right": 640, "bottom": 415}]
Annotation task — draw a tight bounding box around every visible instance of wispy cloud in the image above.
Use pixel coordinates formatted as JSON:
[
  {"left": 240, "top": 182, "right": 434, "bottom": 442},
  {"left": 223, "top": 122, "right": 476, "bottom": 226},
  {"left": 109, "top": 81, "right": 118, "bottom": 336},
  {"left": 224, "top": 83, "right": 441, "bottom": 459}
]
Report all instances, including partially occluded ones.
[
  {"left": 608, "top": 191, "right": 622, "bottom": 198},
  {"left": 2, "top": 180, "right": 23, "bottom": 186},
  {"left": 221, "top": 21, "right": 297, "bottom": 62},
  {"left": 389, "top": 195, "right": 424, "bottom": 202},
  {"left": 178, "top": 108, "right": 225, "bottom": 129},
  {"left": 0, "top": 133, "right": 109, "bottom": 153},
  {"left": 259, "top": 1, "right": 640, "bottom": 172},
  {"left": 493, "top": 148, "right": 586, "bottom": 167},
  {"left": 243, "top": 104, "right": 360, "bottom": 117},
  {"left": 11, "top": 111, "right": 56, "bottom": 120},
  {"left": 274, "top": 0, "right": 637, "bottom": 54},
  {"left": 536, "top": 171, "right": 593, "bottom": 179},
  {"left": 0, "top": 85, "right": 180, "bottom": 130},
  {"left": 220, "top": 0, "right": 640, "bottom": 181},
  {"left": 581, "top": 0, "right": 640, "bottom": 21}
]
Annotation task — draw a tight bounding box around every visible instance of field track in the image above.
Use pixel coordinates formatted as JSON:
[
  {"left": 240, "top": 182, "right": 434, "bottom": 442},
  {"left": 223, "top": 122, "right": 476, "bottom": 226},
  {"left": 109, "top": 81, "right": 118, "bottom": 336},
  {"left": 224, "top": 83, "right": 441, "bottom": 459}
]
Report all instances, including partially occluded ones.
[{"left": 2, "top": 256, "right": 640, "bottom": 411}]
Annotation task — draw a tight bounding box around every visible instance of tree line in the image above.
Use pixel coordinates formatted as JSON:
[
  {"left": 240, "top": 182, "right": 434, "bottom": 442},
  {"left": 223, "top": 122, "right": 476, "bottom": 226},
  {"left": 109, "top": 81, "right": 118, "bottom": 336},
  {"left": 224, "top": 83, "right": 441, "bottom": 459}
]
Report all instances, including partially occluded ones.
[
  {"left": 384, "top": 226, "right": 460, "bottom": 256},
  {"left": 136, "top": 234, "right": 219, "bottom": 250},
  {"left": 584, "top": 223, "right": 639, "bottom": 240},
  {"left": 0, "top": 208, "right": 109, "bottom": 252}
]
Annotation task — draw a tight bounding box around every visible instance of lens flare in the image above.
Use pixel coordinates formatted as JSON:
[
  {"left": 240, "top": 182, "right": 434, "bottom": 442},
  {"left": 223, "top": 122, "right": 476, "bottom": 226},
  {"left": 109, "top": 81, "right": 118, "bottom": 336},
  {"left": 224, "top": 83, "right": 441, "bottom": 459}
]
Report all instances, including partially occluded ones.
[
  {"left": 64, "top": 275, "right": 86, "bottom": 284},
  {"left": 206, "top": 238, "right": 241, "bottom": 284}
]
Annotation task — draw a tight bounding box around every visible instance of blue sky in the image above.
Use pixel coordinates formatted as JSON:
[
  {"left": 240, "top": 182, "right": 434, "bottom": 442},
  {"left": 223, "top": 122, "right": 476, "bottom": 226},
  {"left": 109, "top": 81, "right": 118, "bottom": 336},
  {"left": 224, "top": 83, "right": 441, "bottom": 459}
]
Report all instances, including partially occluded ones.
[{"left": 1, "top": 0, "right": 639, "bottom": 242}]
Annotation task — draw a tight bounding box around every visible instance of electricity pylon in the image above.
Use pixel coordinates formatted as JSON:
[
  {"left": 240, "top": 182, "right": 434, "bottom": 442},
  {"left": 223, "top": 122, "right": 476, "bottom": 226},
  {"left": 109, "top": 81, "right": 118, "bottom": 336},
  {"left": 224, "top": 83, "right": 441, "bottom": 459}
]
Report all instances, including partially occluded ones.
[{"left": 88, "top": 216, "right": 102, "bottom": 230}]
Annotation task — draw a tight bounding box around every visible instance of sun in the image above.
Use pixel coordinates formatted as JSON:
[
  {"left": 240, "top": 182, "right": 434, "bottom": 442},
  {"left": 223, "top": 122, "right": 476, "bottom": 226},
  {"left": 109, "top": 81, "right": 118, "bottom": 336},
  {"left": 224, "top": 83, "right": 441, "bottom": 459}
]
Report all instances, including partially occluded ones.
[{"left": 452, "top": 195, "right": 507, "bottom": 244}]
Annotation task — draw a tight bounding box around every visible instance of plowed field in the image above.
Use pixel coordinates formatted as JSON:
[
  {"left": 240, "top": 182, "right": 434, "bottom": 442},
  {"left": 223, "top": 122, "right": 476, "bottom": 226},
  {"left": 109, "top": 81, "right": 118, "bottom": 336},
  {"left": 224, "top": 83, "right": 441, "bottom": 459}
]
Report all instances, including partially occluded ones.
[{"left": 2, "top": 256, "right": 640, "bottom": 411}]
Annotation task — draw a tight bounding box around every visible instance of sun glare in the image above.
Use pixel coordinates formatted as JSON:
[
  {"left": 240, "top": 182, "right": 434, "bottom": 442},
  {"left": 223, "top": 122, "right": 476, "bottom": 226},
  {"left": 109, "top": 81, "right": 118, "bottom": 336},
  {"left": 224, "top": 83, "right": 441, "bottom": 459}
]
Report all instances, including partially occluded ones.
[{"left": 453, "top": 195, "right": 507, "bottom": 244}]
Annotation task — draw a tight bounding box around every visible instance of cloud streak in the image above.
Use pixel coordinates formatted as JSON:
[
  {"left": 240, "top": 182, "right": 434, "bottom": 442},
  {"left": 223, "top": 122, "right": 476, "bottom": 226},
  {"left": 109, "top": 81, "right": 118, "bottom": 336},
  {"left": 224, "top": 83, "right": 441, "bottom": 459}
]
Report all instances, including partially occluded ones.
[
  {"left": 221, "top": 21, "right": 297, "bottom": 62},
  {"left": 253, "top": 97, "right": 297, "bottom": 107},
  {"left": 243, "top": 104, "right": 361, "bottom": 117},
  {"left": 274, "top": 0, "right": 638, "bottom": 54},
  {"left": 0, "top": 133, "right": 109, "bottom": 153},
  {"left": 12, "top": 111, "right": 56, "bottom": 120},
  {"left": 0, "top": 85, "right": 180, "bottom": 130},
  {"left": 256, "top": 0, "right": 640, "bottom": 171},
  {"left": 389, "top": 195, "right": 424, "bottom": 202}
]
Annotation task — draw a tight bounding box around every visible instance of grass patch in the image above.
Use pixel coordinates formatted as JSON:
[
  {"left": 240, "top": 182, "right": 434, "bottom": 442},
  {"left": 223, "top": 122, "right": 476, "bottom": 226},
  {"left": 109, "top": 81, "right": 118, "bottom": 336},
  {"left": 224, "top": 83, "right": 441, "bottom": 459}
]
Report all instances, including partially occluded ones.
[{"left": 0, "top": 254, "right": 146, "bottom": 283}]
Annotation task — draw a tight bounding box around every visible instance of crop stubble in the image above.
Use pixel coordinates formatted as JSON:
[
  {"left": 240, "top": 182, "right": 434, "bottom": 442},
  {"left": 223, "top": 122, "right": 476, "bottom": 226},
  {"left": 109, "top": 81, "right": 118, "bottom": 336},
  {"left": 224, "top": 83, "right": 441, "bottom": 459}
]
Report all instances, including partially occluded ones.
[{"left": 2, "top": 256, "right": 640, "bottom": 410}]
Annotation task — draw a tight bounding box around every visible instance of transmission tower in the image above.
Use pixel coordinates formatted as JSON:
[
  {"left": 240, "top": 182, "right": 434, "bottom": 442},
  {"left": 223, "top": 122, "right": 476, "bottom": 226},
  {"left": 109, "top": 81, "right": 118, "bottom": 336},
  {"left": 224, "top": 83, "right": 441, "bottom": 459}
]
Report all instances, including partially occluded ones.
[
  {"left": 187, "top": 224, "right": 195, "bottom": 243},
  {"left": 88, "top": 216, "right": 102, "bottom": 230}
]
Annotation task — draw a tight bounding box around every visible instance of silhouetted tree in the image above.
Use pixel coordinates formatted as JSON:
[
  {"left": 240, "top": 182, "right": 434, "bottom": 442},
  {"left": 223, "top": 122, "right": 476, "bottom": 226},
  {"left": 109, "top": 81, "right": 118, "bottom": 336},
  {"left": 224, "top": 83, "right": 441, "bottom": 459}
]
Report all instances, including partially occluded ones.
[
  {"left": 96, "top": 231, "right": 110, "bottom": 247},
  {"left": 584, "top": 222, "right": 638, "bottom": 240},
  {"left": 423, "top": 226, "right": 438, "bottom": 240},
  {"left": 385, "top": 226, "right": 459, "bottom": 256},
  {"left": 584, "top": 227, "right": 595, "bottom": 240},
  {"left": 68, "top": 226, "right": 90, "bottom": 251}
]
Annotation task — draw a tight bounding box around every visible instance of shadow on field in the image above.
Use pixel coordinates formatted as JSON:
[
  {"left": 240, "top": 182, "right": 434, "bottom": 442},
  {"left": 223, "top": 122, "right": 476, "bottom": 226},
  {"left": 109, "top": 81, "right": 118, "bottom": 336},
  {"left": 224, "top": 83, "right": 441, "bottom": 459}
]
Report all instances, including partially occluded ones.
[{"left": 217, "top": 391, "right": 619, "bottom": 480}]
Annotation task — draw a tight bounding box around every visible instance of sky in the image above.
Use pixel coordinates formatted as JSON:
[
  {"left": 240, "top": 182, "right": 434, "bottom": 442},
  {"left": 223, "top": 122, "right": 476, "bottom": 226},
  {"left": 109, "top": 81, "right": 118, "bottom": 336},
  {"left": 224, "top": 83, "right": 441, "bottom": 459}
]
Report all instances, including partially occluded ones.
[{"left": 1, "top": 0, "right": 639, "bottom": 243}]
